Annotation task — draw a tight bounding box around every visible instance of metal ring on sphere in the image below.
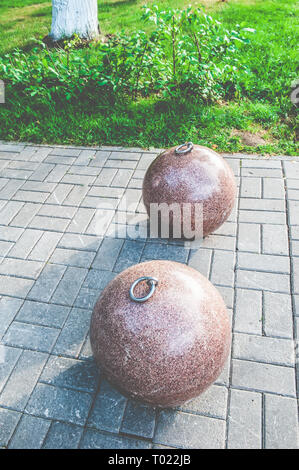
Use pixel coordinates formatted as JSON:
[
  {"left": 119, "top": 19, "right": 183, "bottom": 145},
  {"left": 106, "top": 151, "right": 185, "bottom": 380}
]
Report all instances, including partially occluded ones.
[
  {"left": 175, "top": 142, "right": 194, "bottom": 155},
  {"left": 129, "top": 276, "right": 158, "bottom": 303}
]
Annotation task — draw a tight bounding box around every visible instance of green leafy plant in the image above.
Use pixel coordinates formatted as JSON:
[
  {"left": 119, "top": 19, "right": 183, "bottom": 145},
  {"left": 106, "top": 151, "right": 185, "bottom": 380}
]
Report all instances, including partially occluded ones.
[{"left": 0, "top": 5, "right": 254, "bottom": 104}]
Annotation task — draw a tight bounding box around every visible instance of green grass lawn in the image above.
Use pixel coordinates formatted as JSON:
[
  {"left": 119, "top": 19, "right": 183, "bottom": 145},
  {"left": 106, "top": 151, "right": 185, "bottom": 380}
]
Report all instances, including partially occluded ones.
[{"left": 0, "top": 0, "right": 298, "bottom": 154}]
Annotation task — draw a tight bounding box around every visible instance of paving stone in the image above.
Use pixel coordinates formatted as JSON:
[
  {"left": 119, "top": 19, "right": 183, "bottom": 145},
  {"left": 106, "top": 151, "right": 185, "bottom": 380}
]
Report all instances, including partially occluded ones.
[
  {"left": 120, "top": 400, "right": 156, "bottom": 438},
  {"left": 28, "top": 231, "right": 62, "bottom": 262},
  {"left": 0, "top": 345, "right": 22, "bottom": 393},
  {"left": 16, "top": 300, "right": 70, "bottom": 328},
  {"left": 80, "top": 429, "right": 151, "bottom": 449},
  {"left": 238, "top": 252, "right": 289, "bottom": 274},
  {"left": 291, "top": 240, "right": 299, "bottom": 256},
  {"left": 46, "top": 183, "right": 73, "bottom": 205},
  {"left": 9, "top": 202, "right": 41, "bottom": 228},
  {"left": 286, "top": 178, "right": 299, "bottom": 190},
  {"left": 74, "top": 287, "right": 99, "bottom": 310},
  {"left": 43, "top": 421, "right": 84, "bottom": 449},
  {"left": 92, "top": 238, "right": 123, "bottom": 270},
  {"left": 264, "top": 394, "right": 299, "bottom": 449},
  {"left": 287, "top": 189, "right": 299, "bottom": 200},
  {"left": 214, "top": 221, "right": 237, "bottom": 237},
  {"left": 50, "top": 147, "right": 81, "bottom": 157},
  {"left": 3, "top": 321, "right": 59, "bottom": 353},
  {"left": 82, "top": 195, "right": 119, "bottom": 210},
  {"left": 0, "top": 201, "right": 24, "bottom": 225},
  {"left": 88, "top": 186, "right": 124, "bottom": 198},
  {"left": 94, "top": 168, "right": 117, "bottom": 186},
  {"left": 227, "top": 389, "right": 262, "bottom": 449},
  {"left": 234, "top": 289, "right": 262, "bottom": 335},
  {"left": 216, "top": 286, "right": 234, "bottom": 309},
  {"left": 0, "top": 350, "right": 48, "bottom": 411},
  {"left": 51, "top": 266, "right": 88, "bottom": 306},
  {"left": 114, "top": 240, "right": 145, "bottom": 272},
  {"left": 239, "top": 210, "right": 286, "bottom": 224},
  {"left": 294, "top": 295, "right": 299, "bottom": 317},
  {"left": 83, "top": 269, "right": 116, "bottom": 290},
  {"left": 58, "top": 233, "right": 101, "bottom": 252},
  {"left": 231, "top": 359, "right": 296, "bottom": 397},
  {"left": 241, "top": 168, "right": 282, "bottom": 178},
  {"left": 85, "top": 208, "right": 115, "bottom": 236},
  {"left": 210, "top": 250, "right": 235, "bottom": 287},
  {"left": 13, "top": 190, "right": 49, "bottom": 204},
  {"left": 110, "top": 168, "right": 133, "bottom": 187},
  {"left": 242, "top": 159, "right": 282, "bottom": 169},
  {"left": 240, "top": 198, "right": 285, "bottom": 212},
  {"left": 0, "top": 179, "right": 24, "bottom": 199},
  {"left": 236, "top": 270, "right": 290, "bottom": 293},
  {"left": 8, "top": 229, "right": 43, "bottom": 259},
  {"left": 0, "top": 297, "right": 24, "bottom": 338},
  {"left": 283, "top": 161, "right": 299, "bottom": 179},
  {"left": 1, "top": 168, "right": 33, "bottom": 180},
  {"left": 105, "top": 160, "right": 136, "bottom": 170},
  {"left": 0, "top": 226, "right": 23, "bottom": 242},
  {"left": 8, "top": 414, "right": 51, "bottom": 449},
  {"left": 262, "top": 224, "right": 289, "bottom": 255},
  {"left": 50, "top": 247, "right": 95, "bottom": 268},
  {"left": 188, "top": 248, "right": 212, "bottom": 278},
  {"left": 0, "top": 408, "right": 21, "bottom": 447},
  {"left": 0, "top": 240, "right": 13, "bottom": 257},
  {"left": 88, "top": 380, "right": 127, "bottom": 433},
  {"left": 0, "top": 258, "right": 43, "bottom": 279},
  {"left": 241, "top": 177, "right": 261, "bottom": 198},
  {"left": 26, "top": 383, "right": 92, "bottom": 426},
  {"left": 238, "top": 223, "right": 260, "bottom": 253},
  {"left": 154, "top": 410, "right": 226, "bottom": 449},
  {"left": 293, "top": 257, "right": 299, "bottom": 295},
  {"left": 38, "top": 204, "right": 77, "bottom": 219},
  {"left": 62, "top": 174, "right": 96, "bottom": 186},
  {"left": 263, "top": 177, "right": 285, "bottom": 199},
  {"left": 201, "top": 234, "right": 236, "bottom": 251},
  {"left": 0, "top": 275, "right": 34, "bottom": 298},
  {"left": 143, "top": 242, "right": 188, "bottom": 263},
  {"left": 233, "top": 333, "right": 295, "bottom": 366},
  {"left": 178, "top": 384, "right": 227, "bottom": 420},
  {"left": 52, "top": 307, "right": 91, "bottom": 357},
  {"left": 89, "top": 150, "right": 110, "bottom": 168},
  {"left": 63, "top": 185, "right": 89, "bottom": 206},
  {"left": 46, "top": 164, "right": 69, "bottom": 182},
  {"left": 66, "top": 207, "right": 95, "bottom": 233},
  {"left": 40, "top": 356, "right": 99, "bottom": 393},
  {"left": 288, "top": 200, "right": 299, "bottom": 225},
  {"left": 21, "top": 181, "right": 56, "bottom": 193},
  {"left": 27, "top": 263, "right": 66, "bottom": 302},
  {"left": 29, "top": 215, "right": 70, "bottom": 232},
  {"left": 264, "top": 291, "right": 293, "bottom": 338},
  {"left": 29, "top": 163, "right": 54, "bottom": 182}
]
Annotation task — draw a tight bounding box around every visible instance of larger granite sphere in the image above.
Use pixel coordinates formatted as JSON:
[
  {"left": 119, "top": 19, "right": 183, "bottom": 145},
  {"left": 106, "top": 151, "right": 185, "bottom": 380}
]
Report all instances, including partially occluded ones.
[
  {"left": 142, "top": 144, "right": 237, "bottom": 238},
  {"left": 90, "top": 260, "right": 231, "bottom": 407}
]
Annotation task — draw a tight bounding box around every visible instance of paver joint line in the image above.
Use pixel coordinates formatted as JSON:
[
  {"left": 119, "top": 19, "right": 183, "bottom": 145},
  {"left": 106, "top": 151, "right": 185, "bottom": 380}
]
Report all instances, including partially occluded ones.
[{"left": 0, "top": 143, "right": 298, "bottom": 449}]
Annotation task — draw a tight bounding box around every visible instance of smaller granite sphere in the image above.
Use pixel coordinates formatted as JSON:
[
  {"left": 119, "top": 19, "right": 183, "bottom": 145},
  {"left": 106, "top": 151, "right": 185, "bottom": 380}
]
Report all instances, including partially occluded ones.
[
  {"left": 142, "top": 143, "right": 237, "bottom": 239},
  {"left": 90, "top": 260, "right": 231, "bottom": 407}
]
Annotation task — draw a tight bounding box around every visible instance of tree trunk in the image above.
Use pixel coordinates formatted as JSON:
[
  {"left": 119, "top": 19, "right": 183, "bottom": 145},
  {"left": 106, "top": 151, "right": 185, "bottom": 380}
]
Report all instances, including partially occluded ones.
[{"left": 50, "top": 0, "right": 99, "bottom": 42}]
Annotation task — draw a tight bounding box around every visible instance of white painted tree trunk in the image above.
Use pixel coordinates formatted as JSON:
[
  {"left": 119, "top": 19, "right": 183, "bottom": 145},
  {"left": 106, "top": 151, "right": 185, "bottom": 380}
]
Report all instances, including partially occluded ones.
[{"left": 50, "top": 0, "right": 99, "bottom": 41}]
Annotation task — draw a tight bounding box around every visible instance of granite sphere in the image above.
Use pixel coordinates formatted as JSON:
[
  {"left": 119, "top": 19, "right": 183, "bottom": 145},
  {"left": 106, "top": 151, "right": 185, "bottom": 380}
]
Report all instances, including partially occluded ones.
[
  {"left": 142, "top": 144, "right": 237, "bottom": 238},
  {"left": 90, "top": 260, "right": 231, "bottom": 407}
]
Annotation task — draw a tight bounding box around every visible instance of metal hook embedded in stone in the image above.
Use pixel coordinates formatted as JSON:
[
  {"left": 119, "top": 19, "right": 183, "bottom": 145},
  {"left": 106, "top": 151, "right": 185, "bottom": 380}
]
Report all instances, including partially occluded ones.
[
  {"left": 175, "top": 142, "right": 193, "bottom": 155},
  {"left": 129, "top": 276, "right": 158, "bottom": 303}
]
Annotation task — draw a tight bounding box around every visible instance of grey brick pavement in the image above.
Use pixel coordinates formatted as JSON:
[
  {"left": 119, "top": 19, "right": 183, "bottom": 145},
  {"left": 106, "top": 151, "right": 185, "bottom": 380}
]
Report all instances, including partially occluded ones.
[{"left": 0, "top": 142, "right": 298, "bottom": 449}]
